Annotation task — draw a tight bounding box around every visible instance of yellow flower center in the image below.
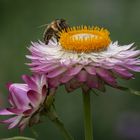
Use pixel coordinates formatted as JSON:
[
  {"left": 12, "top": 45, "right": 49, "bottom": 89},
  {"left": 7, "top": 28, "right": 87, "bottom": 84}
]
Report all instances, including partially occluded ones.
[{"left": 59, "top": 26, "right": 111, "bottom": 53}]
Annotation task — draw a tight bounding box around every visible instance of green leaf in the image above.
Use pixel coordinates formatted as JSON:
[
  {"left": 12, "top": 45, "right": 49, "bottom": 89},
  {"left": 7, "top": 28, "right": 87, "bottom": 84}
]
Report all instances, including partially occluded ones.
[
  {"left": 1, "top": 136, "right": 35, "bottom": 140},
  {"left": 118, "top": 86, "right": 140, "bottom": 96}
]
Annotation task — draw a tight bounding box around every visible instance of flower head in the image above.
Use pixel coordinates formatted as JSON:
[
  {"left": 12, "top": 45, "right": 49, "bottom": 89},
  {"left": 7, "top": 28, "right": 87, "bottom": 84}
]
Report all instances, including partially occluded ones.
[
  {"left": 0, "top": 74, "right": 49, "bottom": 131},
  {"left": 27, "top": 26, "right": 140, "bottom": 92}
]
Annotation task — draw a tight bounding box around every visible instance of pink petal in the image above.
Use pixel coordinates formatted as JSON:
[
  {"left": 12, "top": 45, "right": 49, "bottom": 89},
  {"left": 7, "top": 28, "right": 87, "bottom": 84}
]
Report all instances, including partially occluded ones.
[
  {"left": 23, "top": 109, "right": 33, "bottom": 115},
  {"left": 48, "top": 78, "right": 60, "bottom": 88},
  {"left": 27, "top": 90, "right": 40, "bottom": 107},
  {"left": 47, "top": 67, "right": 67, "bottom": 78},
  {"left": 1, "top": 116, "right": 17, "bottom": 124},
  {"left": 22, "top": 75, "right": 37, "bottom": 91},
  {"left": 9, "top": 84, "right": 30, "bottom": 108},
  {"left": 42, "top": 85, "right": 47, "bottom": 98},
  {"left": 31, "top": 64, "right": 59, "bottom": 73},
  {"left": 0, "top": 109, "right": 14, "bottom": 115},
  {"left": 60, "top": 74, "right": 73, "bottom": 83},
  {"left": 6, "top": 82, "right": 12, "bottom": 89},
  {"left": 67, "top": 65, "right": 83, "bottom": 76},
  {"left": 85, "top": 66, "right": 96, "bottom": 75},
  {"left": 114, "top": 67, "right": 133, "bottom": 79},
  {"left": 41, "top": 64, "right": 60, "bottom": 72},
  {"left": 124, "top": 65, "right": 140, "bottom": 72},
  {"left": 96, "top": 68, "right": 117, "bottom": 86},
  {"left": 8, "top": 116, "right": 22, "bottom": 129},
  {"left": 76, "top": 70, "right": 88, "bottom": 82},
  {"left": 7, "top": 108, "right": 24, "bottom": 114}
]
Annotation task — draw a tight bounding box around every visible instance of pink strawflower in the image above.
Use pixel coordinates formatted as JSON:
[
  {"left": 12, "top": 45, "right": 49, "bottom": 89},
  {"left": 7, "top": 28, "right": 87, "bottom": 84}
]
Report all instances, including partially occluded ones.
[
  {"left": 27, "top": 26, "right": 140, "bottom": 92},
  {"left": 0, "top": 74, "right": 48, "bottom": 131}
]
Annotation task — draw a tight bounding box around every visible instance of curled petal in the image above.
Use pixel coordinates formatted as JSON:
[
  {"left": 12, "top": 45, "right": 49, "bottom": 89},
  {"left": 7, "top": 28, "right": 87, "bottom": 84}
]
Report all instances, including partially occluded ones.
[
  {"left": 22, "top": 75, "right": 38, "bottom": 91},
  {"left": 47, "top": 67, "right": 67, "bottom": 78},
  {"left": 9, "top": 84, "right": 30, "bottom": 108},
  {"left": 67, "top": 65, "right": 83, "bottom": 76},
  {"left": 96, "top": 68, "right": 117, "bottom": 86},
  {"left": 85, "top": 66, "right": 96, "bottom": 75},
  {"left": 1, "top": 116, "right": 17, "bottom": 124},
  {"left": 8, "top": 116, "right": 22, "bottom": 129},
  {"left": 0, "top": 109, "right": 14, "bottom": 115},
  {"left": 76, "top": 70, "right": 88, "bottom": 82}
]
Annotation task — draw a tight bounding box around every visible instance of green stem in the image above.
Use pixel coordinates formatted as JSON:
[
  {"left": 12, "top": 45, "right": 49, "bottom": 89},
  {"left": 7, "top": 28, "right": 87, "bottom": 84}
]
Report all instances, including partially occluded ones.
[
  {"left": 82, "top": 90, "right": 93, "bottom": 140},
  {"left": 46, "top": 109, "right": 74, "bottom": 140}
]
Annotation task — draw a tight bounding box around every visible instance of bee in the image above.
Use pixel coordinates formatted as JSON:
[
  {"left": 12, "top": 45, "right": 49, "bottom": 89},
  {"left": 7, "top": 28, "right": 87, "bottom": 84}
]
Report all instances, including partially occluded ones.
[{"left": 43, "top": 19, "right": 69, "bottom": 44}]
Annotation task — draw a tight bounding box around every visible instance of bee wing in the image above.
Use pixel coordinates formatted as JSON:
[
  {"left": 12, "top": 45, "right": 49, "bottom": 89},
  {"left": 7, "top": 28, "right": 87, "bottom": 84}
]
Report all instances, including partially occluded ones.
[{"left": 38, "top": 23, "right": 49, "bottom": 28}]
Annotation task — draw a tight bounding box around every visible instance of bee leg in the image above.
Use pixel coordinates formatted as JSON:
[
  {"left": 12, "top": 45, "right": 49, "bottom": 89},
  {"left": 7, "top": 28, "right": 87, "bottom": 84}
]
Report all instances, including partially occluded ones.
[
  {"left": 54, "top": 33, "right": 60, "bottom": 42},
  {"left": 57, "top": 21, "right": 69, "bottom": 31},
  {"left": 44, "top": 34, "right": 53, "bottom": 44},
  {"left": 43, "top": 28, "right": 54, "bottom": 44},
  {"left": 61, "top": 23, "right": 69, "bottom": 31}
]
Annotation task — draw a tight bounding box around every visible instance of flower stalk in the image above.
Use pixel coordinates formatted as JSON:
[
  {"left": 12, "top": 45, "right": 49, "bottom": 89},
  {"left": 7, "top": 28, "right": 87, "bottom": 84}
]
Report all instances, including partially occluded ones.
[
  {"left": 82, "top": 89, "right": 93, "bottom": 140},
  {"left": 46, "top": 108, "right": 74, "bottom": 140}
]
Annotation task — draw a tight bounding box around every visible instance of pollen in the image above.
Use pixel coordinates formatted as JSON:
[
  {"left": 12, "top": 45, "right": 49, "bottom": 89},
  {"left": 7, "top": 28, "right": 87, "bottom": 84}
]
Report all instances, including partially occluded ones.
[{"left": 59, "top": 26, "right": 111, "bottom": 53}]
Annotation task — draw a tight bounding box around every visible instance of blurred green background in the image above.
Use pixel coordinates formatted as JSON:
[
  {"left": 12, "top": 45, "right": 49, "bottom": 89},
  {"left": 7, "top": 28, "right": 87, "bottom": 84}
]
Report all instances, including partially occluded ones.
[{"left": 0, "top": 0, "right": 140, "bottom": 140}]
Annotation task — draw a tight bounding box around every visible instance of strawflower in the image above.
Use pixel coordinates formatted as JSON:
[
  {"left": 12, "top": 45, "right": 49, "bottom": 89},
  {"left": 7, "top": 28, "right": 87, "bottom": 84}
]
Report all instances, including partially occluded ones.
[
  {"left": 0, "top": 74, "right": 49, "bottom": 131},
  {"left": 27, "top": 26, "right": 140, "bottom": 92}
]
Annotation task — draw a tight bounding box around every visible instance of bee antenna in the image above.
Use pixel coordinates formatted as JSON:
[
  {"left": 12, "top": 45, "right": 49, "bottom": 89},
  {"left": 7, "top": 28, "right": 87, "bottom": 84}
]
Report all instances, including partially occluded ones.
[{"left": 37, "top": 23, "right": 49, "bottom": 28}]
